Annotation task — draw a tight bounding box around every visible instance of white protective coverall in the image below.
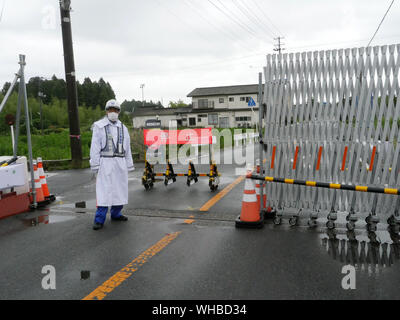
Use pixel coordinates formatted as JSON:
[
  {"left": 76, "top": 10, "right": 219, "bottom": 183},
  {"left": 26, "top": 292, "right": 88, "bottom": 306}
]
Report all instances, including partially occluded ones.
[{"left": 90, "top": 117, "right": 135, "bottom": 207}]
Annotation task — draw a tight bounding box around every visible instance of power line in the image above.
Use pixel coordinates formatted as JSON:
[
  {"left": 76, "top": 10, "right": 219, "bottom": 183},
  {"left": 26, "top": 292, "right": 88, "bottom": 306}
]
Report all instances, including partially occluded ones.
[
  {"left": 249, "top": 0, "right": 283, "bottom": 36},
  {"left": 285, "top": 34, "right": 400, "bottom": 52},
  {"left": 152, "top": 0, "right": 217, "bottom": 44},
  {"left": 102, "top": 50, "right": 268, "bottom": 78},
  {"left": 152, "top": 0, "right": 261, "bottom": 53},
  {"left": 213, "top": 0, "right": 258, "bottom": 36},
  {"left": 206, "top": 0, "right": 259, "bottom": 40},
  {"left": 170, "top": 51, "right": 267, "bottom": 73},
  {"left": 233, "top": 0, "right": 276, "bottom": 40},
  {"left": 182, "top": 0, "right": 252, "bottom": 48},
  {"left": 367, "top": 0, "right": 396, "bottom": 47},
  {"left": 222, "top": 0, "right": 260, "bottom": 36}
]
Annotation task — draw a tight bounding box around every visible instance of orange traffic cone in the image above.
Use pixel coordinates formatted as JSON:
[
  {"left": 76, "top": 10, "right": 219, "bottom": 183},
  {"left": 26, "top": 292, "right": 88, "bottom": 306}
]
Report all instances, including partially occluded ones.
[
  {"left": 30, "top": 160, "right": 45, "bottom": 204},
  {"left": 235, "top": 168, "right": 264, "bottom": 228},
  {"left": 262, "top": 183, "right": 276, "bottom": 219},
  {"left": 37, "top": 158, "right": 49, "bottom": 198},
  {"left": 255, "top": 181, "right": 261, "bottom": 213},
  {"left": 37, "top": 158, "right": 55, "bottom": 202}
]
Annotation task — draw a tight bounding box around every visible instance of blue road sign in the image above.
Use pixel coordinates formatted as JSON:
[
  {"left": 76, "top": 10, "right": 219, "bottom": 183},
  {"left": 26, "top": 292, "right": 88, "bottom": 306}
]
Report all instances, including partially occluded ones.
[{"left": 248, "top": 98, "right": 256, "bottom": 107}]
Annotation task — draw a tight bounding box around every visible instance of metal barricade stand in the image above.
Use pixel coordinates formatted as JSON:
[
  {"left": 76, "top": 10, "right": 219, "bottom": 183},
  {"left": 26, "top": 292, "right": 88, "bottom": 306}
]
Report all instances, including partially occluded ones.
[
  {"left": 0, "top": 55, "right": 37, "bottom": 209},
  {"left": 252, "top": 45, "right": 400, "bottom": 233},
  {"left": 141, "top": 128, "right": 220, "bottom": 191}
]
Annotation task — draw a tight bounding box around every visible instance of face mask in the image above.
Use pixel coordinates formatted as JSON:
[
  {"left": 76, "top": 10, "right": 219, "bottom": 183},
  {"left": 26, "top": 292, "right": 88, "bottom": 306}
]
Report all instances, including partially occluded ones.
[{"left": 107, "top": 112, "right": 119, "bottom": 122}]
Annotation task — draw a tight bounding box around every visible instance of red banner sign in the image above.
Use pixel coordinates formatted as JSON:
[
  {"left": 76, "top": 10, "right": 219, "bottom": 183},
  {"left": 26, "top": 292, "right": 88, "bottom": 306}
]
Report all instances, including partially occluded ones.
[{"left": 144, "top": 128, "right": 212, "bottom": 147}]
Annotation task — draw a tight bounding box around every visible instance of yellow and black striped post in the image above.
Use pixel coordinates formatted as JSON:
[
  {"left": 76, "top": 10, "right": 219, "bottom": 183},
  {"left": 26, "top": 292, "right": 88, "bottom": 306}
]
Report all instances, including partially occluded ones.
[{"left": 250, "top": 175, "right": 400, "bottom": 195}]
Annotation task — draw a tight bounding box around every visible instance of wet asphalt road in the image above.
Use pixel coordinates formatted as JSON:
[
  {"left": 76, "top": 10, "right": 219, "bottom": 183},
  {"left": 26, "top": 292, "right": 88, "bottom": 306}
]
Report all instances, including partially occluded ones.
[{"left": 0, "top": 146, "right": 400, "bottom": 300}]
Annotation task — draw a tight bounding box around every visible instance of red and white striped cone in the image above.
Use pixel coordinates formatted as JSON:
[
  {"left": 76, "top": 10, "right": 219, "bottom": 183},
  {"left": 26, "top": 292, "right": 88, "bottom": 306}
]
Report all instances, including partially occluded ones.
[
  {"left": 37, "top": 158, "right": 49, "bottom": 198},
  {"left": 30, "top": 160, "right": 45, "bottom": 203},
  {"left": 235, "top": 165, "right": 264, "bottom": 228}
]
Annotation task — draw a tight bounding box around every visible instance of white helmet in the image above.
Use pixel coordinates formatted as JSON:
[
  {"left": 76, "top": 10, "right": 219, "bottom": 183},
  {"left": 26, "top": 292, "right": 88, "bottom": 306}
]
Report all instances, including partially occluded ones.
[{"left": 105, "top": 99, "right": 121, "bottom": 110}]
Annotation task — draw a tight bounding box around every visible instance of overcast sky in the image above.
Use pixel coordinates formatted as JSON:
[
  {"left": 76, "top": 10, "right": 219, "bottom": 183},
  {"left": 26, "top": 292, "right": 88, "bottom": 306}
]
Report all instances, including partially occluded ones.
[{"left": 0, "top": 0, "right": 399, "bottom": 106}]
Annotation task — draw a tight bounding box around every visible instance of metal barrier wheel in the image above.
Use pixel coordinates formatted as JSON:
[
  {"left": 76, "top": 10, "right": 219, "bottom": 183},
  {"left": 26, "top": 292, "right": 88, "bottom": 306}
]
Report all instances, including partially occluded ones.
[
  {"left": 308, "top": 219, "right": 317, "bottom": 228},
  {"left": 368, "top": 231, "right": 378, "bottom": 242},
  {"left": 346, "top": 222, "right": 355, "bottom": 231},
  {"left": 326, "top": 220, "right": 335, "bottom": 230},
  {"left": 389, "top": 224, "right": 400, "bottom": 234},
  {"left": 273, "top": 216, "right": 282, "bottom": 225},
  {"left": 289, "top": 217, "right": 298, "bottom": 227},
  {"left": 209, "top": 184, "right": 218, "bottom": 192},
  {"left": 347, "top": 230, "right": 357, "bottom": 241}
]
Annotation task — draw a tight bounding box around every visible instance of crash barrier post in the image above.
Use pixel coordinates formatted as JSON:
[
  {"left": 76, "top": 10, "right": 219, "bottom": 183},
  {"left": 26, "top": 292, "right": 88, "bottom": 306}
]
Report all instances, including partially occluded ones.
[
  {"left": 258, "top": 44, "right": 400, "bottom": 232},
  {"left": 141, "top": 128, "right": 221, "bottom": 191}
]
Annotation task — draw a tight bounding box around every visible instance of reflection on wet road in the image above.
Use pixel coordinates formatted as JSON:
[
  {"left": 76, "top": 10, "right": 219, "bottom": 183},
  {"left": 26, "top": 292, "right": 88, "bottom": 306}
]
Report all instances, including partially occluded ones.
[{"left": 321, "top": 229, "right": 400, "bottom": 272}]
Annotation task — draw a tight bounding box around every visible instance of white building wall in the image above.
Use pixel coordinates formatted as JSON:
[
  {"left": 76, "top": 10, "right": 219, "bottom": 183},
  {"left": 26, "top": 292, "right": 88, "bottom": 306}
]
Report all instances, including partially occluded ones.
[
  {"left": 133, "top": 115, "right": 177, "bottom": 129},
  {"left": 133, "top": 90, "right": 260, "bottom": 129},
  {"left": 227, "top": 94, "right": 259, "bottom": 109},
  {"left": 133, "top": 109, "right": 258, "bottom": 129},
  {"left": 192, "top": 94, "right": 259, "bottom": 110}
]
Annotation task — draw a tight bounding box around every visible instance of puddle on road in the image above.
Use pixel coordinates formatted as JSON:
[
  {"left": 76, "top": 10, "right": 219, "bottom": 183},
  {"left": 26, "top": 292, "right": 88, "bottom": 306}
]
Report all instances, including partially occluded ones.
[
  {"left": 49, "top": 215, "right": 76, "bottom": 224},
  {"left": 22, "top": 215, "right": 49, "bottom": 226},
  {"left": 21, "top": 214, "right": 76, "bottom": 226},
  {"left": 56, "top": 202, "right": 75, "bottom": 209},
  {"left": 320, "top": 229, "right": 400, "bottom": 273},
  {"left": 52, "top": 199, "right": 96, "bottom": 211}
]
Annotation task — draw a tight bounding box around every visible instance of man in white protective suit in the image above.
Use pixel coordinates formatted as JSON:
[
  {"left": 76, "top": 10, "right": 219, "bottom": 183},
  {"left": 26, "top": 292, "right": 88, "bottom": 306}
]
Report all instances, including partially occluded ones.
[{"left": 90, "top": 99, "right": 135, "bottom": 230}]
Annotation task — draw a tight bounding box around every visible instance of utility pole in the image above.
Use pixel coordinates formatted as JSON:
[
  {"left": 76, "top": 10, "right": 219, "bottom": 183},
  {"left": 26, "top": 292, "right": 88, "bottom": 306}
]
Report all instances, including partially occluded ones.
[
  {"left": 38, "top": 91, "right": 46, "bottom": 135},
  {"left": 140, "top": 84, "right": 145, "bottom": 107},
  {"left": 273, "top": 36, "right": 285, "bottom": 55},
  {"left": 59, "top": 0, "right": 82, "bottom": 169},
  {"left": 38, "top": 77, "right": 46, "bottom": 135}
]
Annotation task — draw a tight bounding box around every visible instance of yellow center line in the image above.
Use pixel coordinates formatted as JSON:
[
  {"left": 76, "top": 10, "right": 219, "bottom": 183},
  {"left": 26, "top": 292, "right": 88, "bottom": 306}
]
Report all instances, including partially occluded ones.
[
  {"left": 82, "top": 232, "right": 181, "bottom": 300},
  {"left": 199, "top": 175, "right": 245, "bottom": 212},
  {"left": 184, "top": 215, "right": 195, "bottom": 224}
]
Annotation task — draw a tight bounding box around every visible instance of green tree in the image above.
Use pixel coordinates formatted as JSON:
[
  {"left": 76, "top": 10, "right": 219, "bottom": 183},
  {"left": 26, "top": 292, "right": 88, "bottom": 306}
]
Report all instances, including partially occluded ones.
[{"left": 168, "top": 99, "right": 190, "bottom": 108}]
